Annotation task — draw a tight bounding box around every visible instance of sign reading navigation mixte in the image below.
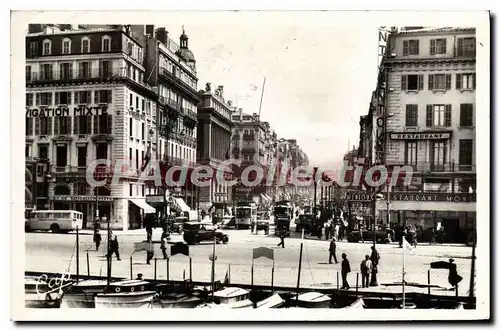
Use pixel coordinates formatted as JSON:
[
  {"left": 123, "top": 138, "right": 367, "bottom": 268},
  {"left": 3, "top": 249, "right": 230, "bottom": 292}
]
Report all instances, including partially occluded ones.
[{"left": 26, "top": 105, "right": 109, "bottom": 117}]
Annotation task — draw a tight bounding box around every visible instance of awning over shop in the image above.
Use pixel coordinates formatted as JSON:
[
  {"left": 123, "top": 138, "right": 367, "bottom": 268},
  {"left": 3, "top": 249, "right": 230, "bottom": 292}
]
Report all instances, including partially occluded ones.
[
  {"left": 129, "top": 199, "right": 156, "bottom": 214},
  {"left": 264, "top": 194, "right": 272, "bottom": 201},
  {"left": 173, "top": 197, "right": 191, "bottom": 212},
  {"left": 260, "top": 194, "right": 269, "bottom": 202}
]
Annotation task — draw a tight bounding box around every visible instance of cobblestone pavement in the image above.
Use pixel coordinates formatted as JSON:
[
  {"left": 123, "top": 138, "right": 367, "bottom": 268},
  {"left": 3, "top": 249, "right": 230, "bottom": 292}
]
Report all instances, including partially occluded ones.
[{"left": 25, "top": 227, "right": 474, "bottom": 297}]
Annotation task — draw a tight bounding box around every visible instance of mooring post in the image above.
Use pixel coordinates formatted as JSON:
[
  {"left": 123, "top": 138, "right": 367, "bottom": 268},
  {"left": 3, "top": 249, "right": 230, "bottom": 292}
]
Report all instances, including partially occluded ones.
[
  {"left": 154, "top": 257, "right": 157, "bottom": 280},
  {"left": 427, "top": 269, "right": 431, "bottom": 295}
]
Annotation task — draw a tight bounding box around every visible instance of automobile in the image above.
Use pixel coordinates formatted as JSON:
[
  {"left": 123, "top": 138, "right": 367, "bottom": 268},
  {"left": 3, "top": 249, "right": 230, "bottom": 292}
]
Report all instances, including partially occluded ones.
[
  {"left": 295, "top": 214, "right": 314, "bottom": 232},
  {"left": 221, "top": 216, "right": 236, "bottom": 229},
  {"left": 171, "top": 216, "right": 188, "bottom": 234},
  {"left": 255, "top": 219, "right": 270, "bottom": 234},
  {"left": 347, "top": 225, "right": 393, "bottom": 243},
  {"left": 183, "top": 221, "right": 229, "bottom": 245}
]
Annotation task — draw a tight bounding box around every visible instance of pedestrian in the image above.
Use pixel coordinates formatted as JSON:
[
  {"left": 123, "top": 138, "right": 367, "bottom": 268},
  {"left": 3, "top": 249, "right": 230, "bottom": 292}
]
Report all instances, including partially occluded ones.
[
  {"left": 136, "top": 273, "right": 143, "bottom": 280},
  {"left": 277, "top": 229, "right": 286, "bottom": 248},
  {"left": 359, "top": 223, "right": 365, "bottom": 243},
  {"left": 108, "top": 235, "right": 121, "bottom": 261},
  {"left": 360, "top": 255, "right": 372, "bottom": 288},
  {"left": 93, "top": 229, "right": 102, "bottom": 251},
  {"left": 325, "top": 222, "right": 330, "bottom": 240},
  {"left": 328, "top": 238, "right": 338, "bottom": 264},
  {"left": 341, "top": 253, "right": 351, "bottom": 290},
  {"left": 369, "top": 245, "right": 380, "bottom": 285},
  {"left": 160, "top": 232, "right": 168, "bottom": 259},
  {"left": 146, "top": 239, "right": 154, "bottom": 264}
]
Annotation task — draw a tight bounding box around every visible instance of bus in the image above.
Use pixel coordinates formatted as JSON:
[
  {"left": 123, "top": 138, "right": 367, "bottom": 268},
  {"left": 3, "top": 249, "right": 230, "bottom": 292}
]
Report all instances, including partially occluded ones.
[
  {"left": 25, "top": 210, "right": 83, "bottom": 233},
  {"left": 234, "top": 202, "right": 257, "bottom": 229}
]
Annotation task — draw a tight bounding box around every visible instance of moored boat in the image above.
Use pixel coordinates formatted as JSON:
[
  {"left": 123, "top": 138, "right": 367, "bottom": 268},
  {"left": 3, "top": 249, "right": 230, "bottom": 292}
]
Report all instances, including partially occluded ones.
[
  {"left": 198, "top": 287, "right": 253, "bottom": 308},
  {"left": 94, "top": 280, "right": 157, "bottom": 308},
  {"left": 25, "top": 277, "right": 68, "bottom": 308},
  {"left": 292, "top": 292, "right": 331, "bottom": 308},
  {"left": 342, "top": 298, "right": 365, "bottom": 309},
  {"left": 254, "top": 293, "right": 285, "bottom": 308},
  {"left": 60, "top": 279, "right": 108, "bottom": 308}
]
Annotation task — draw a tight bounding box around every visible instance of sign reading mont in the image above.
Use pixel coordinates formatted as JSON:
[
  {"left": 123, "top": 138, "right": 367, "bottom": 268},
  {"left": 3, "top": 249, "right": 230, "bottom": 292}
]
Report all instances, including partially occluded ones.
[
  {"left": 26, "top": 105, "right": 108, "bottom": 117},
  {"left": 390, "top": 132, "right": 451, "bottom": 140},
  {"left": 389, "top": 193, "right": 476, "bottom": 203}
]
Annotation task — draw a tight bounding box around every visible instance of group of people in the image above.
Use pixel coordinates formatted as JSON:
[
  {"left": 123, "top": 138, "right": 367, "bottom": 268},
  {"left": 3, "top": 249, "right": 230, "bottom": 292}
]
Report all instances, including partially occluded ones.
[
  {"left": 329, "top": 237, "right": 381, "bottom": 290},
  {"left": 92, "top": 219, "right": 121, "bottom": 261}
]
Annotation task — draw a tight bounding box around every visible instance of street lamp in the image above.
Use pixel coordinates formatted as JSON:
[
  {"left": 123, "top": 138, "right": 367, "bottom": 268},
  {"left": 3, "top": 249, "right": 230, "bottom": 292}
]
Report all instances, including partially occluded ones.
[
  {"left": 161, "top": 121, "right": 177, "bottom": 220},
  {"left": 370, "top": 192, "right": 384, "bottom": 287}
]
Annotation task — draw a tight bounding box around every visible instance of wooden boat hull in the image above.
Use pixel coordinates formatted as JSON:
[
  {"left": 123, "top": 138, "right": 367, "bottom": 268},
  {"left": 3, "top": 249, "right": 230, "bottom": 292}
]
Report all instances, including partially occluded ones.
[
  {"left": 25, "top": 293, "right": 60, "bottom": 308},
  {"left": 61, "top": 293, "right": 97, "bottom": 308},
  {"left": 94, "top": 291, "right": 156, "bottom": 308},
  {"left": 159, "top": 296, "right": 202, "bottom": 308},
  {"left": 255, "top": 294, "right": 285, "bottom": 308}
]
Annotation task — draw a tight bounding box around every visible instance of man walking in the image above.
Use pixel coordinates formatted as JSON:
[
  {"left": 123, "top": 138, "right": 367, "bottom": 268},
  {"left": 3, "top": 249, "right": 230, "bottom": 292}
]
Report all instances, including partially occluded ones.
[
  {"left": 360, "top": 255, "right": 372, "bottom": 288},
  {"left": 108, "top": 235, "right": 121, "bottom": 261},
  {"left": 329, "top": 238, "right": 338, "bottom": 264},
  {"left": 341, "top": 253, "right": 351, "bottom": 290},
  {"left": 277, "top": 229, "right": 286, "bottom": 248},
  {"left": 146, "top": 239, "right": 154, "bottom": 265},
  {"left": 160, "top": 232, "right": 168, "bottom": 259}
]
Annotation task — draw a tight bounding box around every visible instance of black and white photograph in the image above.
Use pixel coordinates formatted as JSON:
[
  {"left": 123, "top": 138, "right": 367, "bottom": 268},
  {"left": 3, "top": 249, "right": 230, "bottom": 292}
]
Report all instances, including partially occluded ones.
[{"left": 9, "top": 10, "right": 490, "bottom": 321}]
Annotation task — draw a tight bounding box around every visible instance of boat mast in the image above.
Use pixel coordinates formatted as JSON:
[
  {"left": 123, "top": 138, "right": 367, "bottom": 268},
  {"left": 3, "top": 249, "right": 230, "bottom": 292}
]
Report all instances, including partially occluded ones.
[
  {"left": 295, "top": 229, "right": 304, "bottom": 307},
  {"left": 76, "top": 226, "right": 79, "bottom": 284},
  {"left": 211, "top": 234, "right": 216, "bottom": 301},
  {"left": 107, "top": 213, "right": 111, "bottom": 287}
]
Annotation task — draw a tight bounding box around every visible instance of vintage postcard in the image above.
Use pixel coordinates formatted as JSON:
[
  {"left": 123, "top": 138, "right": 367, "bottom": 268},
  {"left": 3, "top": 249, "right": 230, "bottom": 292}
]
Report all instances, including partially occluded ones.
[{"left": 10, "top": 10, "right": 490, "bottom": 321}]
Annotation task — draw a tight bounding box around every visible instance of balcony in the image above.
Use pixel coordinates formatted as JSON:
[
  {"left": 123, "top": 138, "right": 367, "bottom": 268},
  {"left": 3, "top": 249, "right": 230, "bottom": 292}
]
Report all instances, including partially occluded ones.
[
  {"left": 160, "top": 68, "right": 200, "bottom": 102},
  {"left": 408, "top": 162, "right": 476, "bottom": 173},
  {"left": 163, "top": 155, "right": 197, "bottom": 168},
  {"left": 182, "top": 108, "right": 198, "bottom": 124},
  {"left": 232, "top": 135, "right": 240, "bottom": 141},
  {"left": 259, "top": 149, "right": 265, "bottom": 156},
  {"left": 241, "top": 147, "right": 256, "bottom": 154},
  {"left": 242, "top": 134, "right": 255, "bottom": 141},
  {"left": 26, "top": 68, "right": 156, "bottom": 97},
  {"left": 158, "top": 96, "right": 182, "bottom": 114}
]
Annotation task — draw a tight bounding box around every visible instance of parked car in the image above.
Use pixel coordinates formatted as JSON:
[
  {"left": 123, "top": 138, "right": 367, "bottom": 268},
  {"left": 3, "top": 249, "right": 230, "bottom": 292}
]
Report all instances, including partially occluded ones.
[
  {"left": 171, "top": 216, "right": 188, "bottom": 234},
  {"left": 221, "top": 216, "right": 236, "bottom": 229},
  {"left": 295, "top": 214, "right": 314, "bottom": 232},
  {"left": 183, "top": 221, "right": 229, "bottom": 245},
  {"left": 255, "top": 219, "right": 270, "bottom": 234},
  {"left": 347, "top": 225, "right": 393, "bottom": 243}
]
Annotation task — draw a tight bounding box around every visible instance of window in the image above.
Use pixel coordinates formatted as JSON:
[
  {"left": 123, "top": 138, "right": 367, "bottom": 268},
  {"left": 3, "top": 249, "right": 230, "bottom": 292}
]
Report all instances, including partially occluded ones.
[
  {"left": 54, "top": 116, "right": 70, "bottom": 135},
  {"left": 135, "top": 149, "right": 139, "bottom": 170},
  {"left": 38, "top": 118, "right": 48, "bottom": 135},
  {"left": 136, "top": 96, "right": 139, "bottom": 109},
  {"left": 403, "top": 39, "right": 419, "bottom": 55},
  {"left": 78, "top": 62, "right": 92, "bottom": 78},
  {"left": 141, "top": 123, "right": 145, "bottom": 140},
  {"left": 56, "top": 145, "right": 68, "bottom": 166},
  {"left": 59, "top": 63, "right": 73, "bottom": 80},
  {"left": 99, "top": 61, "right": 112, "bottom": 77},
  {"left": 460, "top": 104, "right": 473, "bottom": 127},
  {"left": 426, "top": 104, "right": 451, "bottom": 127},
  {"left": 142, "top": 185, "right": 145, "bottom": 197},
  {"left": 405, "top": 104, "right": 418, "bottom": 127},
  {"left": 459, "top": 140, "right": 473, "bottom": 170},
  {"left": 129, "top": 184, "right": 133, "bottom": 196},
  {"left": 129, "top": 118, "right": 133, "bottom": 137},
  {"left": 26, "top": 66, "right": 32, "bottom": 82},
  {"left": 42, "top": 39, "right": 51, "bottom": 56},
  {"left": 456, "top": 73, "right": 475, "bottom": 90},
  {"left": 428, "top": 74, "right": 451, "bottom": 90},
  {"left": 77, "top": 115, "right": 91, "bottom": 134},
  {"left": 102, "top": 36, "right": 111, "bottom": 52},
  {"left": 430, "top": 141, "right": 447, "bottom": 171},
  {"left": 26, "top": 93, "right": 33, "bottom": 106},
  {"left": 97, "top": 114, "right": 111, "bottom": 134},
  {"left": 62, "top": 38, "right": 71, "bottom": 54},
  {"left": 129, "top": 148, "right": 133, "bottom": 167},
  {"left": 401, "top": 74, "right": 423, "bottom": 91},
  {"left": 430, "top": 38, "right": 446, "bottom": 55},
  {"left": 95, "top": 90, "right": 112, "bottom": 104},
  {"left": 36, "top": 92, "right": 52, "bottom": 106},
  {"left": 457, "top": 37, "right": 476, "bottom": 57},
  {"left": 96, "top": 143, "right": 108, "bottom": 159},
  {"left": 74, "top": 91, "right": 91, "bottom": 104},
  {"left": 55, "top": 91, "right": 71, "bottom": 105},
  {"left": 40, "top": 64, "right": 53, "bottom": 80},
  {"left": 26, "top": 118, "right": 33, "bottom": 136},
  {"left": 129, "top": 93, "right": 133, "bottom": 106},
  {"left": 28, "top": 42, "right": 39, "bottom": 58},
  {"left": 81, "top": 37, "right": 90, "bottom": 53},
  {"left": 127, "top": 42, "right": 133, "bottom": 56},
  {"left": 25, "top": 144, "right": 31, "bottom": 157}
]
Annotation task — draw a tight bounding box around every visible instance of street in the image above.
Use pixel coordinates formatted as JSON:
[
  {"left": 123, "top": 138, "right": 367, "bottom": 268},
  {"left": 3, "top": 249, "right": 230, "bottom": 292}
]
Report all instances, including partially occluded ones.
[{"left": 25, "top": 226, "right": 474, "bottom": 296}]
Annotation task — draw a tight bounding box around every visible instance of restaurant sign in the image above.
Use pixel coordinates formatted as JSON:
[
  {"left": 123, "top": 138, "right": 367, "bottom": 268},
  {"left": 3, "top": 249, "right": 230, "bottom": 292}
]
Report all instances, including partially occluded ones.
[
  {"left": 53, "top": 195, "right": 114, "bottom": 202},
  {"left": 390, "top": 132, "right": 451, "bottom": 140},
  {"left": 389, "top": 193, "right": 476, "bottom": 203},
  {"left": 146, "top": 195, "right": 164, "bottom": 204}
]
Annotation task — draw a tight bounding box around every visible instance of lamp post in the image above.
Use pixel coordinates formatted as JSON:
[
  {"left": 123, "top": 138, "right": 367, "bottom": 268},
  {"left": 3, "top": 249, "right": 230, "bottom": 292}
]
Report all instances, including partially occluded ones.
[
  {"left": 313, "top": 167, "right": 318, "bottom": 219},
  {"left": 161, "top": 122, "right": 175, "bottom": 220}
]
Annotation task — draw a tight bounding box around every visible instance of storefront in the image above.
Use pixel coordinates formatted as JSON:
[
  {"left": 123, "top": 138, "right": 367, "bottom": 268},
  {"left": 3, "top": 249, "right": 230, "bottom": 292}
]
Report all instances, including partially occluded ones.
[{"left": 51, "top": 194, "right": 114, "bottom": 229}]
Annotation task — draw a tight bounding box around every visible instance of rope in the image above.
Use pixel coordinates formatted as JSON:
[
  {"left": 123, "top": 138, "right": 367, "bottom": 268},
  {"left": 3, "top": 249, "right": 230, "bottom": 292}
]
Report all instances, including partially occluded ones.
[
  {"left": 303, "top": 241, "right": 316, "bottom": 285},
  {"left": 66, "top": 239, "right": 76, "bottom": 274}
]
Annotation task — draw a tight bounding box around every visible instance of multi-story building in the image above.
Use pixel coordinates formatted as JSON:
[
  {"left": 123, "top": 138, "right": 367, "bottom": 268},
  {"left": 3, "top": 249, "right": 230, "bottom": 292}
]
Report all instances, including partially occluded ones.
[
  {"left": 359, "top": 27, "right": 477, "bottom": 243},
  {"left": 143, "top": 26, "right": 200, "bottom": 214},
  {"left": 25, "top": 24, "right": 159, "bottom": 230},
  {"left": 230, "top": 110, "right": 272, "bottom": 204},
  {"left": 197, "top": 83, "right": 234, "bottom": 210}
]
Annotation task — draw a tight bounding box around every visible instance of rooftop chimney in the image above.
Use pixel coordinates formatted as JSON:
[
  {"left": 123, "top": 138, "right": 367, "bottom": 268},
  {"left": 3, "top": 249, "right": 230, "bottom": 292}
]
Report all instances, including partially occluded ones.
[{"left": 155, "top": 27, "right": 168, "bottom": 45}]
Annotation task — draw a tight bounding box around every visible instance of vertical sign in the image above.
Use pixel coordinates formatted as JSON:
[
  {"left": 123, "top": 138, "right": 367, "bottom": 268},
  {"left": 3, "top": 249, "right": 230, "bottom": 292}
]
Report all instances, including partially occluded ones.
[{"left": 378, "top": 26, "right": 390, "bottom": 69}]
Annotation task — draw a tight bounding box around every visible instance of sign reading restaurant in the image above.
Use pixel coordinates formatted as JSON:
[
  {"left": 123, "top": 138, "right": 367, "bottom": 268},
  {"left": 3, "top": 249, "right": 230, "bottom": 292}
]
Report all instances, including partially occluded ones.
[
  {"left": 26, "top": 105, "right": 108, "bottom": 117},
  {"left": 390, "top": 132, "right": 452, "bottom": 140},
  {"left": 342, "top": 191, "right": 476, "bottom": 203}
]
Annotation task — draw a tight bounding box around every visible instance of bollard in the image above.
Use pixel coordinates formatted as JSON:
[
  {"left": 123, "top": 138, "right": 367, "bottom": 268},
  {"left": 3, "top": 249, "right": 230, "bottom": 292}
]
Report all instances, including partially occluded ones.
[
  {"left": 337, "top": 271, "right": 340, "bottom": 292},
  {"left": 427, "top": 269, "right": 431, "bottom": 295},
  {"left": 86, "top": 251, "right": 90, "bottom": 277},
  {"left": 130, "top": 255, "right": 133, "bottom": 280},
  {"left": 154, "top": 257, "right": 157, "bottom": 280},
  {"left": 356, "top": 273, "right": 359, "bottom": 296}
]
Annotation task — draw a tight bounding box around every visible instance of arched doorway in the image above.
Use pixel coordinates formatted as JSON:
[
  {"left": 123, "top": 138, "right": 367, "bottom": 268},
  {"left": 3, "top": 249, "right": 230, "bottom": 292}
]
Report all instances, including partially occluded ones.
[{"left": 53, "top": 184, "right": 71, "bottom": 210}]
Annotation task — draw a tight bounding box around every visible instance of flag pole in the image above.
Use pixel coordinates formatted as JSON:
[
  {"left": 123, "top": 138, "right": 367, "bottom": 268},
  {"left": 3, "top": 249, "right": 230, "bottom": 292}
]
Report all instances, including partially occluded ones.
[{"left": 258, "top": 77, "right": 266, "bottom": 119}]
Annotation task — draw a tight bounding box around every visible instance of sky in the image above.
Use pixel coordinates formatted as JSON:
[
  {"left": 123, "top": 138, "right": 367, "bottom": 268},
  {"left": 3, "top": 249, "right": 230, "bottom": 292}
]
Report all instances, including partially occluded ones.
[{"left": 166, "top": 22, "right": 379, "bottom": 169}]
